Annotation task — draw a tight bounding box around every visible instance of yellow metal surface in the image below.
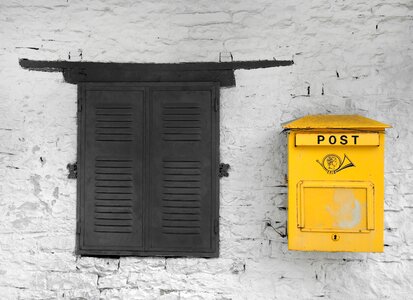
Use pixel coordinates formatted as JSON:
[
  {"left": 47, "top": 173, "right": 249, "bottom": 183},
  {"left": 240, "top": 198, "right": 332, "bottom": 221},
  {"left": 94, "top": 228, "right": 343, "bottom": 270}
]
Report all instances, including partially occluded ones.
[
  {"left": 283, "top": 115, "right": 389, "bottom": 252},
  {"left": 283, "top": 114, "right": 391, "bottom": 130},
  {"left": 297, "top": 181, "right": 375, "bottom": 232}
]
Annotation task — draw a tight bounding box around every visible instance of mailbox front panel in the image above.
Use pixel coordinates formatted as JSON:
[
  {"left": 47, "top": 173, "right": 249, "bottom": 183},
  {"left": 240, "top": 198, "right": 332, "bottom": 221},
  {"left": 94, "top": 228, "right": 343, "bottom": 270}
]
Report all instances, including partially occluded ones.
[
  {"left": 297, "top": 181, "right": 375, "bottom": 232},
  {"left": 287, "top": 130, "right": 385, "bottom": 252}
]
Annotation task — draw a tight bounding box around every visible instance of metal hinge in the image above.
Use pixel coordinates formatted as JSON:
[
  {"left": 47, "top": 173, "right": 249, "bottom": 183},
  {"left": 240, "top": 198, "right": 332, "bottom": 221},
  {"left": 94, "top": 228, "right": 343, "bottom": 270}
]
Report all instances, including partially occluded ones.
[
  {"left": 67, "top": 162, "right": 77, "bottom": 179},
  {"left": 218, "top": 163, "right": 230, "bottom": 178},
  {"left": 214, "top": 219, "right": 219, "bottom": 234}
]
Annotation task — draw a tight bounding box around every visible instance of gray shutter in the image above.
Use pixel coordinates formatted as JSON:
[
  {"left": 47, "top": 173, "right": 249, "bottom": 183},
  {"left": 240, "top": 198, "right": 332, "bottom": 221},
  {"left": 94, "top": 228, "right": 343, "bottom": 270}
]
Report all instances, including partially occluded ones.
[
  {"left": 147, "top": 83, "right": 219, "bottom": 257},
  {"left": 78, "top": 83, "right": 144, "bottom": 254}
]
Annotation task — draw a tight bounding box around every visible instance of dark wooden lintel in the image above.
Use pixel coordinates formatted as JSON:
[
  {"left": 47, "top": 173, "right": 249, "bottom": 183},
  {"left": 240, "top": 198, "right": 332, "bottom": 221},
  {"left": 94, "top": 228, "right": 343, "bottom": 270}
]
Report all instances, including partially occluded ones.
[
  {"left": 19, "top": 58, "right": 294, "bottom": 87},
  {"left": 63, "top": 68, "right": 236, "bottom": 86}
]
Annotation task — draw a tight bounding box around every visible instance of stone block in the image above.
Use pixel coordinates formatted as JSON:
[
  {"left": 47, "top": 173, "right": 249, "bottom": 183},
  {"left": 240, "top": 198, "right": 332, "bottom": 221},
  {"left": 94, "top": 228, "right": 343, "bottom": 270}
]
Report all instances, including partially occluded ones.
[{"left": 46, "top": 272, "right": 97, "bottom": 291}]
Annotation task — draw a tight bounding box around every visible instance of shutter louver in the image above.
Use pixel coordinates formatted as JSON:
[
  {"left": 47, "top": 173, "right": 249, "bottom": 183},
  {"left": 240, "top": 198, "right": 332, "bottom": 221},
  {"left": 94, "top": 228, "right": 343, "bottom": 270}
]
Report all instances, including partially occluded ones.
[{"left": 79, "top": 85, "right": 145, "bottom": 254}]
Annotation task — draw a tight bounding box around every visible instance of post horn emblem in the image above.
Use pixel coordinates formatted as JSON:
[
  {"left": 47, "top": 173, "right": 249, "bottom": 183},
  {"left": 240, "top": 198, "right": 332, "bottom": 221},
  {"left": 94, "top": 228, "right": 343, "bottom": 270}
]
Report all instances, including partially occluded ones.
[{"left": 317, "top": 154, "right": 355, "bottom": 174}]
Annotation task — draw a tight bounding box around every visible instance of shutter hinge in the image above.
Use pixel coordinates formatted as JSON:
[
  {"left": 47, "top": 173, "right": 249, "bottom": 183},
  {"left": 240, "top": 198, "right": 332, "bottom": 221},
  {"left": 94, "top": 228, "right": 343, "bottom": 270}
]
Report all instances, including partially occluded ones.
[
  {"left": 214, "top": 219, "right": 219, "bottom": 234},
  {"left": 214, "top": 95, "right": 219, "bottom": 112},
  {"left": 218, "top": 163, "right": 230, "bottom": 178},
  {"left": 67, "top": 162, "right": 77, "bottom": 179},
  {"left": 78, "top": 103, "right": 82, "bottom": 112}
]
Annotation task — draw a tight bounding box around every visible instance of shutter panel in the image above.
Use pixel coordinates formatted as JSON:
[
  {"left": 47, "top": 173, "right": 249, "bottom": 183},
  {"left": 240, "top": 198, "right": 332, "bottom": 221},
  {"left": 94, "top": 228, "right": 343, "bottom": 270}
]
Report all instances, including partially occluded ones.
[
  {"left": 147, "top": 83, "right": 219, "bottom": 256},
  {"left": 79, "top": 84, "right": 144, "bottom": 254}
]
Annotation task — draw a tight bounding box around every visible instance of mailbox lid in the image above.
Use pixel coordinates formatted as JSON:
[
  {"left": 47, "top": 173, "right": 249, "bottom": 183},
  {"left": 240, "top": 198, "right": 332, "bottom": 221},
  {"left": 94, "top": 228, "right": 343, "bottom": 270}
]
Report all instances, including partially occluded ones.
[{"left": 282, "top": 115, "right": 391, "bottom": 130}]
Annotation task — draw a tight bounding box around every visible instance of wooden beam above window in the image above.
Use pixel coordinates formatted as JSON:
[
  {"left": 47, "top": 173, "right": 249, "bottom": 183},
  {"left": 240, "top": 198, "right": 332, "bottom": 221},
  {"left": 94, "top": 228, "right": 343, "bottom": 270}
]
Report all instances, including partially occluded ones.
[{"left": 19, "top": 58, "right": 294, "bottom": 87}]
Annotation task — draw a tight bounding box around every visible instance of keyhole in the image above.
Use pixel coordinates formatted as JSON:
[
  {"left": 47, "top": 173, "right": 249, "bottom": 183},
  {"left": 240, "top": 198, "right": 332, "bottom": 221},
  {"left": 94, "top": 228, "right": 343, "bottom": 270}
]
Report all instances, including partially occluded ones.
[{"left": 331, "top": 233, "right": 340, "bottom": 241}]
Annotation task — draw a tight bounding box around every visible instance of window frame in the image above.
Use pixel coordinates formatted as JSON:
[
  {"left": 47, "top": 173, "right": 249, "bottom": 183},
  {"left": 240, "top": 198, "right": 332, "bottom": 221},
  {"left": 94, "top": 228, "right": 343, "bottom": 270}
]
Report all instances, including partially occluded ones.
[{"left": 76, "top": 82, "right": 220, "bottom": 257}]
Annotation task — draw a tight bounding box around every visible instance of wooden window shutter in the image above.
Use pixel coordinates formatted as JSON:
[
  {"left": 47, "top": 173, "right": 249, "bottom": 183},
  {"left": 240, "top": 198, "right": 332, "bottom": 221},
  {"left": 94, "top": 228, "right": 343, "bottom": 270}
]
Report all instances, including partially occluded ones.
[
  {"left": 77, "top": 82, "right": 219, "bottom": 257},
  {"left": 78, "top": 84, "right": 145, "bottom": 255},
  {"left": 147, "top": 84, "right": 219, "bottom": 257}
]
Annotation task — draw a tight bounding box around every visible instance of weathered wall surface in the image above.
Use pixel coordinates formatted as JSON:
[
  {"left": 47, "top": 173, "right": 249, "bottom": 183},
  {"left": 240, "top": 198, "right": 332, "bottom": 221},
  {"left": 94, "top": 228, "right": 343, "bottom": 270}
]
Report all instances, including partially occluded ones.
[{"left": 1, "top": 1, "right": 412, "bottom": 299}]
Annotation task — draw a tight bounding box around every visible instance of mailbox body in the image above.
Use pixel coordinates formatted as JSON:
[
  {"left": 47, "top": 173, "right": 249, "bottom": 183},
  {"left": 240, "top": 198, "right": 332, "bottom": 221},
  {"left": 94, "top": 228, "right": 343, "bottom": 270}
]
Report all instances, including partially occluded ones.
[{"left": 283, "top": 115, "right": 390, "bottom": 252}]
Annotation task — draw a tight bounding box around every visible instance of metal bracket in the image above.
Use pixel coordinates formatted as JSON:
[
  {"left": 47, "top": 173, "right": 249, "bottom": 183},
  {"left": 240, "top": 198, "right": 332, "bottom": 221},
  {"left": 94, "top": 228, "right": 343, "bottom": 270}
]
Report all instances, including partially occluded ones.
[
  {"left": 218, "top": 163, "right": 230, "bottom": 178},
  {"left": 67, "top": 162, "right": 77, "bottom": 179}
]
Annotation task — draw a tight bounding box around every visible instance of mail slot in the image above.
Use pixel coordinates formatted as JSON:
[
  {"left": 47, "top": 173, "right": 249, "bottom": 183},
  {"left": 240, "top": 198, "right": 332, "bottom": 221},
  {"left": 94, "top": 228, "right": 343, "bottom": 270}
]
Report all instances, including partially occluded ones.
[{"left": 282, "top": 115, "right": 390, "bottom": 252}]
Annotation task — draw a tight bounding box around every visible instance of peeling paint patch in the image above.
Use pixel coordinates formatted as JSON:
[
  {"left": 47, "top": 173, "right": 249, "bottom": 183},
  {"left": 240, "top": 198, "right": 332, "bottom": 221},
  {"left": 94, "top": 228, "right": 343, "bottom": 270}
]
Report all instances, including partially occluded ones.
[
  {"left": 53, "top": 187, "right": 59, "bottom": 199},
  {"left": 18, "top": 202, "right": 40, "bottom": 211},
  {"left": 30, "top": 174, "right": 42, "bottom": 196},
  {"left": 32, "top": 145, "right": 40, "bottom": 154},
  {"left": 327, "top": 189, "right": 362, "bottom": 229},
  {"left": 11, "top": 217, "right": 31, "bottom": 229}
]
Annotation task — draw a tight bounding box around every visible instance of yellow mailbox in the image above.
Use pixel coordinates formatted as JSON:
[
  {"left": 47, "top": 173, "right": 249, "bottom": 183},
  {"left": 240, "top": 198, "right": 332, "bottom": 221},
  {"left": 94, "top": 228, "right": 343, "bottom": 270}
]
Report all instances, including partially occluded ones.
[{"left": 282, "top": 115, "right": 390, "bottom": 252}]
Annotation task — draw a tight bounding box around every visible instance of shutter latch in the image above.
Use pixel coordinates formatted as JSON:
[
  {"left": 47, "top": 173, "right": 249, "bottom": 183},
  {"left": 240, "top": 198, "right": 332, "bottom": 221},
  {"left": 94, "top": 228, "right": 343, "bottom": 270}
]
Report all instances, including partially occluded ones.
[
  {"left": 218, "top": 163, "right": 230, "bottom": 178},
  {"left": 67, "top": 162, "right": 78, "bottom": 179}
]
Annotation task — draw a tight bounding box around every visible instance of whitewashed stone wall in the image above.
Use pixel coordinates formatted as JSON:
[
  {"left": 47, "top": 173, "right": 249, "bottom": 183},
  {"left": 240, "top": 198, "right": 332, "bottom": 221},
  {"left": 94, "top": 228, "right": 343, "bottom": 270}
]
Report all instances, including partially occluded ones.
[{"left": 1, "top": 1, "right": 412, "bottom": 299}]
